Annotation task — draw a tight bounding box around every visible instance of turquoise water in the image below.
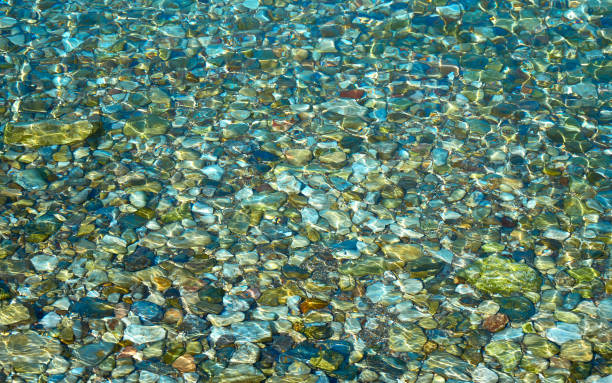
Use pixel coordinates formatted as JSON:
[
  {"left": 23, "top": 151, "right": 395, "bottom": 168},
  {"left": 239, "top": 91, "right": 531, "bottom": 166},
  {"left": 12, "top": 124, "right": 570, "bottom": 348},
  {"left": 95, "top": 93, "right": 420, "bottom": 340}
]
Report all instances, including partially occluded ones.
[{"left": 0, "top": 0, "right": 610, "bottom": 382}]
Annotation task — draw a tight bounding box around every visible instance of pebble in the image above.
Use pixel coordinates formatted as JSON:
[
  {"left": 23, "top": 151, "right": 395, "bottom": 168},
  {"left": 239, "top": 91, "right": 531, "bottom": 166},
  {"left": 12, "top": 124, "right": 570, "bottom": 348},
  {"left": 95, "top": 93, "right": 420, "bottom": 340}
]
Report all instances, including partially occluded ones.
[
  {"left": 123, "top": 325, "right": 167, "bottom": 344},
  {"left": 0, "top": 0, "right": 609, "bottom": 381}
]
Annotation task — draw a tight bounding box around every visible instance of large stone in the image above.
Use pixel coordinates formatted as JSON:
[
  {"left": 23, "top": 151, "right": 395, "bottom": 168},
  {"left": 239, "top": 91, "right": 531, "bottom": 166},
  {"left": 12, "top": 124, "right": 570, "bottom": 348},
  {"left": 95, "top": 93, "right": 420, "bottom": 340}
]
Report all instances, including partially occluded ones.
[
  {"left": 74, "top": 342, "right": 114, "bottom": 366},
  {"left": 461, "top": 255, "right": 541, "bottom": 295},
  {"left": 0, "top": 303, "right": 32, "bottom": 325},
  {"left": 485, "top": 340, "right": 522, "bottom": 371},
  {"left": 0, "top": 332, "right": 62, "bottom": 367},
  {"left": 4, "top": 119, "right": 98, "bottom": 147}
]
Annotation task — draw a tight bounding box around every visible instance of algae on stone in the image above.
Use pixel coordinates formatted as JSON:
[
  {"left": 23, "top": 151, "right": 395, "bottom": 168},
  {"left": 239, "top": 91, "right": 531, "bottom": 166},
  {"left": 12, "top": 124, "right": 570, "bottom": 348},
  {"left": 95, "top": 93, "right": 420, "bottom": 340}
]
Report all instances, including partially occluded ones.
[
  {"left": 4, "top": 119, "right": 98, "bottom": 147},
  {"left": 461, "top": 255, "right": 541, "bottom": 295}
]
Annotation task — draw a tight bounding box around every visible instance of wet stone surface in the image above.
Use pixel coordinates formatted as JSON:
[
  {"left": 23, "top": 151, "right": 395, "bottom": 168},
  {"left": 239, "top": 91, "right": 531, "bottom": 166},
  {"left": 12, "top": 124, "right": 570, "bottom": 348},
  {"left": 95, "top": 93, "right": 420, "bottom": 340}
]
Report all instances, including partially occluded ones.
[{"left": 0, "top": 0, "right": 610, "bottom": 382}]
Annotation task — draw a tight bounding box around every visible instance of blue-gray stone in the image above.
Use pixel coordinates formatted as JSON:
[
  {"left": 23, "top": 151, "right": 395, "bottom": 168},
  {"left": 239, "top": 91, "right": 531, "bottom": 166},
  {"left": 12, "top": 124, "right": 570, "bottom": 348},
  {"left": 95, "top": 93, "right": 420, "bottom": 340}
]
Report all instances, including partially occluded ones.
[
  {"left": 71, "top": 297, "right": 114, "bottom": 318},
  {"left": 431, "top": 148, "right": 449, "bottom": 166},
  {"left": 546, "top": 323, "right": 581, "bottom": 345},
  {"left": 131, "top": 301, "right": 164, "bottom": 323},
  {"left": 74, "top": 342, "right": 114, "bottom": 366}
]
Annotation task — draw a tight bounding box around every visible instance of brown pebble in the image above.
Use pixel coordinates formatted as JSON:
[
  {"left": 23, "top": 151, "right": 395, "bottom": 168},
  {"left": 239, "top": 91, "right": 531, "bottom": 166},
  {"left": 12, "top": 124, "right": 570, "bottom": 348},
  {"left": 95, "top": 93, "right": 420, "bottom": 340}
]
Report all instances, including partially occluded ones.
[
  {"left": 163, "top": 308, "right": 183, "bottom": 323},
  {"left": 299, "top": 298, "right": 329, "bottom": 314},
  {"left": 482, "top": 313, "right": 509, "bottom": 332},
  {"left": 172, "top": 354, "right": 196, "bottom": 373},
  {"left": 339, "top": 89, "right": 365, "bottom": 99},
  {"left": 500, "top": 216, "right": 516, "bottom": 228},
  {"left": 114, "top": 303, "right": 129, "bottom": 319},
  {"left": 117, "top": 346, "right": 137, "bottom": 359}
]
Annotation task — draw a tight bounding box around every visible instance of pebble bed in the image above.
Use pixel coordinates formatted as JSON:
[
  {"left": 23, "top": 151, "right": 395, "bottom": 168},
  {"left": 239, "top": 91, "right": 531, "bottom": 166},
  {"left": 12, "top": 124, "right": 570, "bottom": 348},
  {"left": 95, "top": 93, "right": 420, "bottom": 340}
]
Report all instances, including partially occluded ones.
[{"left": 0, "top": 0, "right": 610, "bottom": 382}]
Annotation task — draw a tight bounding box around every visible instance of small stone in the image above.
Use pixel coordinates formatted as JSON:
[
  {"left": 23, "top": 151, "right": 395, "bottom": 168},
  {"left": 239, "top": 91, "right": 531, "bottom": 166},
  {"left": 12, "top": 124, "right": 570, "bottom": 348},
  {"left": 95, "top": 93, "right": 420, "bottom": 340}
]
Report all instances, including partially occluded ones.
[
  {"left": 123, "top": 324, "right": 167, "bottom": 344},
  {"left": 74, "top": 342, "right": 115, "bottom": 366},
  {"left": 299, "top": 298, "right": 329, "bottom": 314},
  {"left": 285, "top": 149, "right": 312, "bottom": 166},
  {"left": 340, "top": 89, "right": 365, "bottom": 99},
  {"left": 208, "top": 311, "right": 245, "bottom": 327},
  {"left": 431, "top": 148, "right": 449, "bottom": 166},
  {"left": 123, "top": 115, "right": 169, "bottom": 139},
  {"left": 495, "top": 296, "right": 535, "bottom": 322},
  {"left": 172, "top": 354, "right": 196, "bottom": 373},
  {"left": 131, "top": 301, "right": 164, "bottom": 323},
  {"left": 482, "top": 314, "right": 509, "bottom": 332},
  {"left": 0, "top": 17, "right": 17, "bottom": 28},
  {"left": 242, "top": 0, "right": 259, "bottom": 9},
  {"left": 436, "top": 4, "right": 462, "bottom": 19},
  {"left": 485, "top": 340, "right": 522, "bottom": 371},
  {"left": 212, "top": 364, "right": 265, "bottom": 383},
  {"left": 30, "top": 254, "right": 59, "bottom": 272},
  {"left": 472, "top": 363, "right": 498, "bottom": 383}
]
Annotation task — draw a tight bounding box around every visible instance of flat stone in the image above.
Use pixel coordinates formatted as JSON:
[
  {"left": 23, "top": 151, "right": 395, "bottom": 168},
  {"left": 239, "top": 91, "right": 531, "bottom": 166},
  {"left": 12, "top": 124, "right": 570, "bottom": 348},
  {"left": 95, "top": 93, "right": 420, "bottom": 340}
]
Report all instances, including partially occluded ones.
[
  {"left": 208, "top": 311, "right": 245, "bottom": 327},
  {"left": 212, "top": 364, "right": 265, "bottom": 383},
  {"left": 0, "top": 303, "right": 31, "bottom": 325},
  {"left": 123, "top": 115, "right": 169, "bottom": 139},
  {"left": 74, "top": 342, "right": 115, "bottom": 366},
  {"left": 0, "top": 332, "right": 62, "bottom": 365},
  {"left": 388, "top": 323, "right": 426, "bottom": 352},
  {"left": 172, "top": 354, "right": 196, "bottom": 373},
  {"left": 485, "top": 340, "right": 522, "bottom": 371},
  {"left": 123, "top": 325, "right": 166, "bottom": 344},
  {"left": 482, "top": 313, "right": 509, "bottom": 332},
  {"left": 30, "top": 254, "right": 59, "bottom": 272},
  {"left": 463, "top": 255, "right": 541, "bottom": 295},
  {"left": 560, "top": 339, "right": 593, "bottom": 362},
  {"left": 4, "top": 119, "right": 98, "bottom": 147}
]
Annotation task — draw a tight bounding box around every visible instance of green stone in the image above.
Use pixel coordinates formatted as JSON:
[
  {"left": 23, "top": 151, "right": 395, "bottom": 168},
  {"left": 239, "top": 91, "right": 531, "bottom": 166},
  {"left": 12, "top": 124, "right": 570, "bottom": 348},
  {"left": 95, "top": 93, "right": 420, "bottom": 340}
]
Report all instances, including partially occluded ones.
[
  {"left": 0, "top": 303, "right": 31, "bottom": 325},
  {"left": 309, "top": 349, "right": 345, "bottom": 371},
  {"left": 339, "top": 257, "right": 386, "bottom": 277},
  {"left": 567, "top": 267, "right": 599, "bottom": 282},
  {"left": 212, "top": 364, "right": 265, "bottom": 383},
  {"left": 560, "top": 340, "right": 593, "bottom": 362},
  {"left": 303, "top": 323, "right": 332, "bottom": 340},
  {"left": 520, "top": 354, "right": 548, "bottom": 373},
  {"left": 228, "top": 211, "right": 251, "bottom": 234},
  {"left": 388, "top": 323, "right": 426, "bottom": 352},
  {"left": 381, "top": 243, "right": 422, "bottom": 261},
  {"left": 160, "top": 203, "right": 192, "bottom": 224},
  {"left": 485, "top": 340, "right": 522, "bottom": 371},
  {"left": 461, "top": 255, "right": 541, "bottom": 295},
  {"left": 4, "top": 119, "right": 98, "bottom": 147},
  {"left": 523, "top": 334, "right": 559, "bottom": 358},
  {"left": 123, "top": 114, "right": 170, "bottom": 139},
  {"left": 24, "top": 214, "right": 60, "bottom": 243}
]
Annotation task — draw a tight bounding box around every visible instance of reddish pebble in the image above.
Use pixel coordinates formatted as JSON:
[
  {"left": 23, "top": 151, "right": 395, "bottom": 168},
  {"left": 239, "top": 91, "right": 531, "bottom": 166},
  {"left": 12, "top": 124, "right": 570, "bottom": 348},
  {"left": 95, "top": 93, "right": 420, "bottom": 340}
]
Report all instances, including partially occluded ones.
[
  {"left": 339, "top": 89, "right": 365, "bottom": 99},
  {"left": 482, "top": 313, "right": 509, "bottom": 332},
  {"left": 172, "top": 354, "right": 196, "bottom": 373}
]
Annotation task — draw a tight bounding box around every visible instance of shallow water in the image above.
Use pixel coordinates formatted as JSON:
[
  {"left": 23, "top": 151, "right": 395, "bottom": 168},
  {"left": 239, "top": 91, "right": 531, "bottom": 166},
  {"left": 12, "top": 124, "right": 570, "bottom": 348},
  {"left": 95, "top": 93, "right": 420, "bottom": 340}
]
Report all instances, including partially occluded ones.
[{"left": 0, "top": 0, "right": 610, "bottom": 382}]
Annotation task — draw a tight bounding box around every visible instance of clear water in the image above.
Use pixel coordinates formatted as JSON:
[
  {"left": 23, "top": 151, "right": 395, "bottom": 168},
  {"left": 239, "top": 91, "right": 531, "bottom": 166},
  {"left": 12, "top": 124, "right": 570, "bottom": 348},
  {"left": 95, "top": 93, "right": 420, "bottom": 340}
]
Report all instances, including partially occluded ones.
[{"left": 0, "top": 0, "right": 610, "bottom": 382}]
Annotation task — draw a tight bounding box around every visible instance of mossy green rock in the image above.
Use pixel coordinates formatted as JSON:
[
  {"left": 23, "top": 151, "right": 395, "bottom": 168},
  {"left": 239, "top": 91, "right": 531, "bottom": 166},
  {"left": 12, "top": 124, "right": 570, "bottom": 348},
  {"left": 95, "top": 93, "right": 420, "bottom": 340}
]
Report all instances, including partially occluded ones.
[
  {"left": 462, "top": 255, "right": 541, "bottom": 295},
  {"left": 485, "top": 340, "right": 522, "bottom": 371},
  {"left": 388, "top": 323, "right": 427, "bottom": 352},
  {"left": 4, "top": 119, "right": 98, "bottom": 147},
  {"left": 123, "top": 114, "right": 170, "bottom": 139}
]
